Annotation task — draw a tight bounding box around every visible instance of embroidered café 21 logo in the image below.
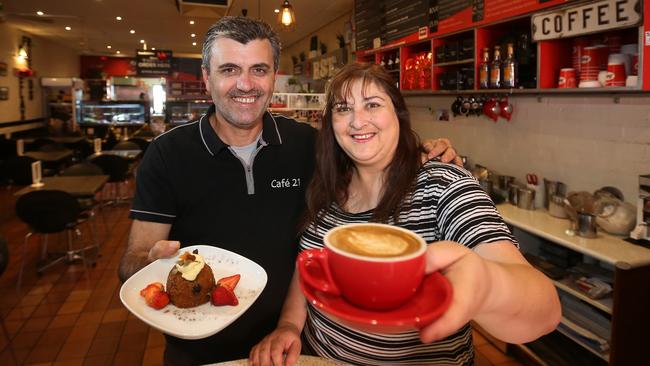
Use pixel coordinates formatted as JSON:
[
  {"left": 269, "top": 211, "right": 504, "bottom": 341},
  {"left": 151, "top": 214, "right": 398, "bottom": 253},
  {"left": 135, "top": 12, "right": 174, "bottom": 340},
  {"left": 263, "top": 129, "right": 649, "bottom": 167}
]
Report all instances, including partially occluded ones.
[{"left": 271, "top": 178, "right": 301, "bottom": 188}]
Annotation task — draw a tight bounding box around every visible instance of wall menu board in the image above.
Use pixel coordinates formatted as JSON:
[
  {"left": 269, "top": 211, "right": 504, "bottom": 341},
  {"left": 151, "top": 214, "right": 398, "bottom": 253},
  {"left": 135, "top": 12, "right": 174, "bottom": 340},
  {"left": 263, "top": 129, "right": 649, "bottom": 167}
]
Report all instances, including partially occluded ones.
[
  {"left": 356, "top": 0, "right": 569, "bottom": 51},
  {"left": 136, "top": 50, "right": 173, "bottom": 76}
]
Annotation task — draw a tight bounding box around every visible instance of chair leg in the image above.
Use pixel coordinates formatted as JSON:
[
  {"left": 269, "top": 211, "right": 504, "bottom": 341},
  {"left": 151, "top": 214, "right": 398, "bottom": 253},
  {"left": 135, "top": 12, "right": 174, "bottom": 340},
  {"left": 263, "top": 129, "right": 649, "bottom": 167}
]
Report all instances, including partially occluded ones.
[
  {"left": 71, "top": 228, "right": 91, "bottom": 281},
  {"left": 40, "top": 234, "right": 49, "bottom": 261},
  {"left": 17, "top": 232, "right": 33, "bottom": 293}
]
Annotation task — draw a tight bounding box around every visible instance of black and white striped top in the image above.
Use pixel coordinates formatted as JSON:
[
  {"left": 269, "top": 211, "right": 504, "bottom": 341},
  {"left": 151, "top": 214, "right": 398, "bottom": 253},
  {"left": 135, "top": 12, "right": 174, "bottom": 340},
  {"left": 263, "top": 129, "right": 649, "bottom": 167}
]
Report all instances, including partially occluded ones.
[{"left": 300, "top": 162, "right": 517, "bottom": 365}]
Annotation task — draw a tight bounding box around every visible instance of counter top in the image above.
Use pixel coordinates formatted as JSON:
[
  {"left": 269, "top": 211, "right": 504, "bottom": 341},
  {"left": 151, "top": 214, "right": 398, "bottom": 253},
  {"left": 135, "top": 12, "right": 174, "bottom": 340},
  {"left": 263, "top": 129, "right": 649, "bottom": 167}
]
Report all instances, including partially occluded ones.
[{"left": 497, "top": 204, "right": 650, "bottom": 268}]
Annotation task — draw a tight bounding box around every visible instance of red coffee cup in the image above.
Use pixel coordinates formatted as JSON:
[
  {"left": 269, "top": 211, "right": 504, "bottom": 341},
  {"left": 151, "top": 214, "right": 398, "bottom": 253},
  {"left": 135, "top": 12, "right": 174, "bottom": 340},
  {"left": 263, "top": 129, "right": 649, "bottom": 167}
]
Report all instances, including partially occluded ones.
[
  {"left": 297, "top": 223, "right": 427, "bottom": 310},
  {"left": 606, "top": 63, "right": 626, "bottom": 86},
  {"left": 558, "top": 68, "right": 577, "bottom": 88}
]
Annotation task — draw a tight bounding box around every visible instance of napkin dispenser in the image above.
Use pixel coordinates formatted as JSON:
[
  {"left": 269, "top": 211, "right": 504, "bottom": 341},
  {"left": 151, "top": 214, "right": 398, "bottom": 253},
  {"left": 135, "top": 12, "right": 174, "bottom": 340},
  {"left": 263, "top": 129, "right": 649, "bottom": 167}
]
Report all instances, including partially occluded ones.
[{"left": 630, "top": 174, "right": 650, "bottom": 241}]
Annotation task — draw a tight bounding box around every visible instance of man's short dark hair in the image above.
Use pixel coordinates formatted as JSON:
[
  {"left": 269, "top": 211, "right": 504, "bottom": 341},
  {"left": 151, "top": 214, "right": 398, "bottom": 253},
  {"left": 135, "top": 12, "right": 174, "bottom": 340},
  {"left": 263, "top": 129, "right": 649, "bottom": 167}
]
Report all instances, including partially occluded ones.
[{"left": 202, "top": 16, "right": 281, "bottom": 73}]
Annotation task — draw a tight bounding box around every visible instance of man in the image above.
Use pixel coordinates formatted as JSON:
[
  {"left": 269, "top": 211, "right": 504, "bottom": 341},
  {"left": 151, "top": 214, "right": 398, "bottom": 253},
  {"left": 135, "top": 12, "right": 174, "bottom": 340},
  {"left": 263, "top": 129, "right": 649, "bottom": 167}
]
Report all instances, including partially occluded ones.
[{"left": 119, "top": 16, "right": 458, "bottom": 365}]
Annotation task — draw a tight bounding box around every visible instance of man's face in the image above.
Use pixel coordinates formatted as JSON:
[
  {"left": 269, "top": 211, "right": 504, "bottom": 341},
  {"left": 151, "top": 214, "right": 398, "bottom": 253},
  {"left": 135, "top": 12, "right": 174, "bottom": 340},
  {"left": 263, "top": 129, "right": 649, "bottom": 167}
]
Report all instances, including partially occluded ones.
[{"left": 202, "top": 38, "right": 276, "bottom": 130}]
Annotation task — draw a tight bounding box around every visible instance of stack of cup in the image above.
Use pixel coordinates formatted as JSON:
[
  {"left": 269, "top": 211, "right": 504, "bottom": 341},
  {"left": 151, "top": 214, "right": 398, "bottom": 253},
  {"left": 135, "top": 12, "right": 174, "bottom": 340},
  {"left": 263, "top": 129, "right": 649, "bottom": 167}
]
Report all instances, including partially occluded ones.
[
  {"left": 620, "top": 43, "right": 638, "bottom": 87},
  {"left": 579, "top": 46, "right": 603, "bottom": 88},
  {"left": 606, "top": 53, "right": 627, "bottom": 87},
  {"left": 572, "top": 37, "right": 590, "bottom": 80},
  {"left": 621, "top": 43, "right": 638, "bottom": 74},
  {"left": 558, "top": 68, "right": 577, "bottom": 88}
]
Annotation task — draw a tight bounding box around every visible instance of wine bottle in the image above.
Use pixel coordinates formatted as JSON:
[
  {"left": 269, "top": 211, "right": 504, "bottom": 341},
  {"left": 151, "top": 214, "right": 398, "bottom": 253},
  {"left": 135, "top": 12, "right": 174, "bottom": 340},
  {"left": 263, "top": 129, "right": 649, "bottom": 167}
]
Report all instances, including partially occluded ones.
[{"left": 490, "top": 46, "right": 502, "bottom": 89}]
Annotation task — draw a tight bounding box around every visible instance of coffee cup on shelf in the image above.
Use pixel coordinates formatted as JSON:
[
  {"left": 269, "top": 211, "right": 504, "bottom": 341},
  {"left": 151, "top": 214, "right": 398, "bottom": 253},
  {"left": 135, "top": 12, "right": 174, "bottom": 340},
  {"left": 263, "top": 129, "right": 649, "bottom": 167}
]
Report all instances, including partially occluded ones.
[
  {"left": 558, "top": 68, "right": 577, "bottom": 88},
  {"left": 626, "top": 75, "right": 638, "bottom": 87},
  {"left": 597, "top": 70, "right": 608, "bottom": 86},
  {"left": 297, "top": 223, "right": 427, "bottom": 311},
  {"left": 605, "top": 63, "right": 626, "bottom": 87}
]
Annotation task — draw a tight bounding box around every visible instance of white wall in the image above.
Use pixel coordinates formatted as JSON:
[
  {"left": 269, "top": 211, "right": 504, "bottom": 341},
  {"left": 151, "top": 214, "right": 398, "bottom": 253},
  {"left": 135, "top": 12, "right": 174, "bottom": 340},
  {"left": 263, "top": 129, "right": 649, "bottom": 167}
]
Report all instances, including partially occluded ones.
[
  {"left": 407, "top": 94, "right": 650, "bottom": 203},
  {"left": 0, "top": 23, "right": 79, "bottom": 124},
  {"left": 280, "top": 12, "right": 352, "bottom": 75}
]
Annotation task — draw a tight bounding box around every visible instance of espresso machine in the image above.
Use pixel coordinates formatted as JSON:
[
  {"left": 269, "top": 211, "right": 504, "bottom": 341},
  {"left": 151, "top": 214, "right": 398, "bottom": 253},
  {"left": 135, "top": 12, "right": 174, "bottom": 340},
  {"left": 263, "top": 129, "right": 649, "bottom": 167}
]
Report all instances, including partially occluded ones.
[{"left": 630, "top": 174, "right": 650, "bottom": 241}]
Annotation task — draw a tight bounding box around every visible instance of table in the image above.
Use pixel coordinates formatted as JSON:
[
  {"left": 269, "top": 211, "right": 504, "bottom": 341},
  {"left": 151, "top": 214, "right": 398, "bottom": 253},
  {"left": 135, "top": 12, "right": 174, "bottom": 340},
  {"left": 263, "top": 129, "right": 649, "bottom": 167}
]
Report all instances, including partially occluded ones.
[
  {"left": 91, "top": 149, "right": 142, "bottom": 161},
  {"left": 14, "top": 175, "right": 109, "bottom": 198},
  {"left": 23, "top": 136, "right": 87, "bottom": 145},
  {"left": 23, "top": 149, "right": 74, "bottom": 163}
]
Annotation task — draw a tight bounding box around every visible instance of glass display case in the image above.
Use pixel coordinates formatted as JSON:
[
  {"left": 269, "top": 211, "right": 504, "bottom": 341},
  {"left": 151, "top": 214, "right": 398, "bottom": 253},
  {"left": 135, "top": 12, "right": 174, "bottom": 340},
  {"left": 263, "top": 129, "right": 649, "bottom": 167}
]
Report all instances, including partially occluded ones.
[
  {"left": 76, "top": 101, "right": 149, "bottom": 126},
  {"left": 165, "top": 100, "right": 212, "bottom": 124}
]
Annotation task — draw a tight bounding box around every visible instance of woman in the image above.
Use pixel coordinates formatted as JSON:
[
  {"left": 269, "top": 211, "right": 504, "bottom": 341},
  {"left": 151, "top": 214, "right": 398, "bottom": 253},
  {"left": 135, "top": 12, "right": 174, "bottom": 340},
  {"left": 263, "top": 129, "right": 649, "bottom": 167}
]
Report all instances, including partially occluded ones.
[{"left": 249, "top": 63, "right": 560, "bottom": 366}]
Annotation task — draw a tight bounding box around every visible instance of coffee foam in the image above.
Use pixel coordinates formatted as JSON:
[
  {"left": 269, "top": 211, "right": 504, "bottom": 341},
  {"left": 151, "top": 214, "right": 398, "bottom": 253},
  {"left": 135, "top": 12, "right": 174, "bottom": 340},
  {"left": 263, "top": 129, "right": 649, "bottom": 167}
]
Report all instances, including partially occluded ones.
[{"left": 330, "top": 226, "right": 421, "bottom": 258}]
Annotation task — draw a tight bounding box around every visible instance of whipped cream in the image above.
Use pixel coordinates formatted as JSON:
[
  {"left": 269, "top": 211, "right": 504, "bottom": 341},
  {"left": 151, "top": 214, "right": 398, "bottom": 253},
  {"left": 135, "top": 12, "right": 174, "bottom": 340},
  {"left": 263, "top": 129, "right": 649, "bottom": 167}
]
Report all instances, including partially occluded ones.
[{"left": 175, "top": 253, "right": 205, "bottom": 281}]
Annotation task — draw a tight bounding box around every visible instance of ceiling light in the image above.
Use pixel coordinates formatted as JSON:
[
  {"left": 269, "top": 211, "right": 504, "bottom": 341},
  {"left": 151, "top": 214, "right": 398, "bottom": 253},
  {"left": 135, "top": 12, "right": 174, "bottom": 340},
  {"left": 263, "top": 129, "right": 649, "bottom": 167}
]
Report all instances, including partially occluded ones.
[
  {"left": 116, "top": 16, "right": 122, "bottom": 21},
  {"left": 107, "top": 45, "right": 112, "bottom": 49},
  {"left": 65, "top": 26, "right": 72, "bottom": 31},
  {"left": 274, "top": 9, "right": 279, "bottom": 13},
  {"left": 151, "top": 47, "right": 156, "bottom": 50},
  {"left": 278, "top": 1, "right": 296, "bottom": 31},
  {"left": 189, "top": 20, "right": 195, "bottom": 25},
  {"left": 36, "top": 11, "right": 44, "bottom": 16},
  {"left": 130, "top": 29, "right": 135, "bottom": 34},
  {"left": 191, "top": 33, "right": 196, "bottom": 38},
  {"left": 140, "top": 39, "right": 145, "bottom": 44},
  {"left": 116, "top": 51, "right": 121, "bottom": 54},
  {"left": 192, "top": 42, "right": 197, "bottom": 46}
]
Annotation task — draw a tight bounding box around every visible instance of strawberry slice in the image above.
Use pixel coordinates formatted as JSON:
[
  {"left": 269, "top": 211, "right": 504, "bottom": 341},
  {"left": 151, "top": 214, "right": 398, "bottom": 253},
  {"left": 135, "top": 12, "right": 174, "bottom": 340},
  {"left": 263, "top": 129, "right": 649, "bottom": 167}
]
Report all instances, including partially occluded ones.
[
  {"left": 211, "top": 285, "right": 239, "bottom": 306},
  {"left": 140, "top": 282, "right": 164, "bottom": 298},
  {"left": 146, "top": 291, "right": 170, "bottom": 310},
  {"left": 217, "top": 274, "right": 241, "bottom": 291}
]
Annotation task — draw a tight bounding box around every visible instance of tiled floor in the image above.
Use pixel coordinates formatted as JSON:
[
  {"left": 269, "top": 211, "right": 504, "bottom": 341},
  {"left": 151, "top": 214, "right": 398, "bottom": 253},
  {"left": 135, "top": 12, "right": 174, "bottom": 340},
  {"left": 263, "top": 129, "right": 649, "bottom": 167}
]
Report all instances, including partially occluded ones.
[{"left": 0, "top": 185, "right": 523, "bottom": 366}]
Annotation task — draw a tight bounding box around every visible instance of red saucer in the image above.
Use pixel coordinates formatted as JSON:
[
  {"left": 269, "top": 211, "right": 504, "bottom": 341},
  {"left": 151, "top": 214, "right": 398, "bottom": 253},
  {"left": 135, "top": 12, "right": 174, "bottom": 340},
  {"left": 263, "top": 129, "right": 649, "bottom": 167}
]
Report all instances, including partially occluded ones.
[{"left": 299, "top": 269, "right": 453, "bottom": 333}]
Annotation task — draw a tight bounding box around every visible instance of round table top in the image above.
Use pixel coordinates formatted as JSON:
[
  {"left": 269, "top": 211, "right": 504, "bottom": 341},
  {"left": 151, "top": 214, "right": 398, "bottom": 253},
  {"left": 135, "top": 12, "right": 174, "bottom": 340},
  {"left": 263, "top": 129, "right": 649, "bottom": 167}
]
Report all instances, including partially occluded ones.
[{"left": 211, "top": 355, "right": 346, "bottom": 365}]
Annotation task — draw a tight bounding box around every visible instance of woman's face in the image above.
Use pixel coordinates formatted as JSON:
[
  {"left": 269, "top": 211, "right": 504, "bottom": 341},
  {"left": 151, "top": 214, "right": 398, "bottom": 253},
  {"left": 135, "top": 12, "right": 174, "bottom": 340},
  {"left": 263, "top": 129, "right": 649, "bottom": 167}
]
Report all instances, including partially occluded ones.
[{"left": 331, "top": 79, "right": 399, "bottom": 171}]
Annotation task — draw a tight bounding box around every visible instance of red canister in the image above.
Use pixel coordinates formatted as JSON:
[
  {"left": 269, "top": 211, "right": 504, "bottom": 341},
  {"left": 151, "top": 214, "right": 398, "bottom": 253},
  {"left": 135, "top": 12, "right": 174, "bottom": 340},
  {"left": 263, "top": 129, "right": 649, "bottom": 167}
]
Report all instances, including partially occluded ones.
[
  {"left": 580, "top": 46, "right": 601, "bottom": 81},
  {"left": 572, "top": 37, "right": 590, "bottom": 79}
]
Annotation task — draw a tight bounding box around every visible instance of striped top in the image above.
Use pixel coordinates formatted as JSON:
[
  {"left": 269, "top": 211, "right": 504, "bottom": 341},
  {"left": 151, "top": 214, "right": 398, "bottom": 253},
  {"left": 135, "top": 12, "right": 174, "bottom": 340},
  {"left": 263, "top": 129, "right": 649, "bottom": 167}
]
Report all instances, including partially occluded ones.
[{"left": 300, "top": 162, "right": 517, "bottom": 365}]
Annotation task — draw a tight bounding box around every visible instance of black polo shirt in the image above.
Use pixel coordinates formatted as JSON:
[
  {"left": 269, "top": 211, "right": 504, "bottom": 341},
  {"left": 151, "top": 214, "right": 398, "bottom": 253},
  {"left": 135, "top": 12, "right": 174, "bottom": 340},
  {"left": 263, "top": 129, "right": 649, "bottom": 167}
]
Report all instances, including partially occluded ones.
[{"left": 130, "top": 106, "right": 316, "bottom": 363}]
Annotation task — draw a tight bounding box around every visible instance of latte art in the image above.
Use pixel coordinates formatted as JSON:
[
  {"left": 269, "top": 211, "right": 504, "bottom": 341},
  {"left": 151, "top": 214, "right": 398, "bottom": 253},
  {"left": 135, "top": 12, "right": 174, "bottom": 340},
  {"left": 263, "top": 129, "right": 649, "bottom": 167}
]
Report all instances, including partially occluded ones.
[{"left": 330, "top": 226, "right": 422, "bottom": 258}]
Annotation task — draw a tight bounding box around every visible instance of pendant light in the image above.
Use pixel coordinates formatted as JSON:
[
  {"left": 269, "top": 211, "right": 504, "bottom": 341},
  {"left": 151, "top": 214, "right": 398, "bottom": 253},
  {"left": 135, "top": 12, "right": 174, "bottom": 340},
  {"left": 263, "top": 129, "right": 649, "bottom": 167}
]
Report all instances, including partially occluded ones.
[{"left": 278, "top": 0, "right": 296, "bottom": 31}]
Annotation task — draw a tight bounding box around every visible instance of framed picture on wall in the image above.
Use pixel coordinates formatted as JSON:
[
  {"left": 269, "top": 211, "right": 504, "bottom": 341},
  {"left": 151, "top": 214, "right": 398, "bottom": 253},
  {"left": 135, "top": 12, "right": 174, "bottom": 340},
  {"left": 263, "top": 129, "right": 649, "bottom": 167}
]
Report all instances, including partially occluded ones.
[
  {"left": 0, "top": 62, "right": 7, "bottom": 76},
  {"left": 0, "top": 87, "right": 8, "bottom": 100}
]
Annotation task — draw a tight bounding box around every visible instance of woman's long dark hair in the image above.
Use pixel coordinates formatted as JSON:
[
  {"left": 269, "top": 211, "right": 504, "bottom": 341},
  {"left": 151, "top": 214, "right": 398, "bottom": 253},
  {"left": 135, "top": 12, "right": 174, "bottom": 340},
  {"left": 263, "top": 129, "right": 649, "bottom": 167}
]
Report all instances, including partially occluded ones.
[{"left": 303, "top": 62, "right": 421, "bottom": 229}]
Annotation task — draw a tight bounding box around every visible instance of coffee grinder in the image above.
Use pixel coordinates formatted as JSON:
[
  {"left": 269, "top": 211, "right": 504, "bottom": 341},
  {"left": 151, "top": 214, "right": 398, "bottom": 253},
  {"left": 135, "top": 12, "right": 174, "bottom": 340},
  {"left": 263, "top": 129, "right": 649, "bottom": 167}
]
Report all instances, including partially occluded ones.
[{"left": 630, "top": 174, "right": 650, "bottom": 241}]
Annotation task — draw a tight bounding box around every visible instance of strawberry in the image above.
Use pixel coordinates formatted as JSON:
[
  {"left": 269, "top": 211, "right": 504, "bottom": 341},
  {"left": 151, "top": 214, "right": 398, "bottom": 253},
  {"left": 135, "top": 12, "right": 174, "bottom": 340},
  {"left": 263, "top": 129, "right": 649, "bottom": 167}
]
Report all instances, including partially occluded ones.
[
  {"left": 140, "top": 282, "right": 164, "bottom": 298},
  {"left": 146, "top": 291, "right": 170, "bottom": 310},
  {"left": 211, "top": 285, "right": 239, "bottom": 306},
  {"left": 217, "top": 274, "right": 241, "bottom": 291}
]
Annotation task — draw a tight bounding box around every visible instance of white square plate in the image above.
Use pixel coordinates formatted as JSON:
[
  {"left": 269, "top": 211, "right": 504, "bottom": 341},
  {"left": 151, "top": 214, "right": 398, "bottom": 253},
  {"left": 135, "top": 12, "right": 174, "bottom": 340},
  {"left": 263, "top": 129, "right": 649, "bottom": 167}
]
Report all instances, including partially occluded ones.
[{"left": 119, "top": 245, "right": 267, "bottom": 340}]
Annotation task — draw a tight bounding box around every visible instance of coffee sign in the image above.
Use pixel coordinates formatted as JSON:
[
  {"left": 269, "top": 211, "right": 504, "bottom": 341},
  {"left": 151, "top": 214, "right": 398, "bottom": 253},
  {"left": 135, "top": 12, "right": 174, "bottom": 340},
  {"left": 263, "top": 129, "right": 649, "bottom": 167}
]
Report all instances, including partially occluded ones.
[
  {"left": 136, "top": 49, "right": 173, "bottom": 76},
  {"left": 531, "top": 0, "right": 641, "bottom": 41}
]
